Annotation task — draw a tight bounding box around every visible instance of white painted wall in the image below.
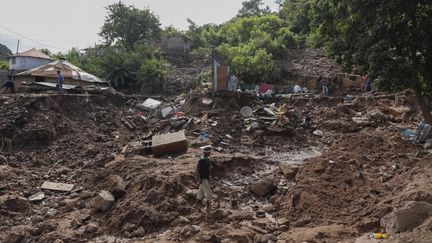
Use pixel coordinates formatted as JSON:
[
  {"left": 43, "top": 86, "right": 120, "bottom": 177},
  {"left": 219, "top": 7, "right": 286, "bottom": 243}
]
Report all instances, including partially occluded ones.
[{"left": 9, "top": 57, "right": 52, "bottom": 71}]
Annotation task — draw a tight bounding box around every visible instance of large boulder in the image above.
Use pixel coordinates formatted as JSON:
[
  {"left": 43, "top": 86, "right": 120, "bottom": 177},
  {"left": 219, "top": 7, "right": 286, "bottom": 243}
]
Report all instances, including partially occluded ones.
[
  {"left": 93, "top": 190, "right": 115, "bottom": 212},
  {"left": 250, "top": 178, "right": 277, "bottom": 197},
  {"left": 381, "top": 201, "right": 432, "bottom": 234}
]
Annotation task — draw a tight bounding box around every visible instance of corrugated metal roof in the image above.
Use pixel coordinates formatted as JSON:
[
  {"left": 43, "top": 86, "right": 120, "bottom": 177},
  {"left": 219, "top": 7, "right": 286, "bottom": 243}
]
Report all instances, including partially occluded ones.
[
  {"left": 8, "top": 48, "right": 53, "bottom": 60},
  {"left": 16, "top": 60, "right": 106, "bottom": 84}
]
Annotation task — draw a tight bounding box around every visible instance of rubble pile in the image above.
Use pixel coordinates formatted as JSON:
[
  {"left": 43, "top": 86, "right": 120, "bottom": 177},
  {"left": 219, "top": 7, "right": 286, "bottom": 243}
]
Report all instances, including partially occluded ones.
[{"left": 1, "top": 90, "right": 432, "bottom": 242}]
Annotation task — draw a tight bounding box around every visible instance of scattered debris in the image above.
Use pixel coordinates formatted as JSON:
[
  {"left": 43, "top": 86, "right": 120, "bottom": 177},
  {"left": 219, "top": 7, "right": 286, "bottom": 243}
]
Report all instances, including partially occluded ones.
[
  {"left": 41, "top": 181, "right": 74, "bottom": 192},
  {"left": 161, "top": 106, "right": 176, "bottom": 118},
  {"left": 240, "top": 106, "right": 253, "bottom": 118},
  {"left": 28, "top": 192, "right": 45, "bottom": 202},
  {"left": 137, "top": 98, "right": 162, "bottom": 111},
  {"left": 202, "top": 98, "right": 213, "bottom": 105}
]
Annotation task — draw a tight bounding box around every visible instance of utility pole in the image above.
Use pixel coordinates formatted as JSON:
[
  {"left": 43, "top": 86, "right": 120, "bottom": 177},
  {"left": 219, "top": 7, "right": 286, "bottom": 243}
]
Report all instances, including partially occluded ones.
[{"left": 16, "top": 39, "right": 20, "bottom": 54}]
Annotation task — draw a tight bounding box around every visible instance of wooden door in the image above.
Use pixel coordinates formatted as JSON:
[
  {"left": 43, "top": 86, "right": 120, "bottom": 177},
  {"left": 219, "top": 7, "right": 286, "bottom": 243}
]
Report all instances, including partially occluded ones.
[{"left": 217, "top": 65, "right": 228, "bottom": 91}]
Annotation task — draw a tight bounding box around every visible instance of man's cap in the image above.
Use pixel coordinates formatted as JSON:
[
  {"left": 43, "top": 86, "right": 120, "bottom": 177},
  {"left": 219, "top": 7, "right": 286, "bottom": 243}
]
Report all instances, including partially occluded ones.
[{"left": 203, "top": 146, "right": 212, "bottom": 152}]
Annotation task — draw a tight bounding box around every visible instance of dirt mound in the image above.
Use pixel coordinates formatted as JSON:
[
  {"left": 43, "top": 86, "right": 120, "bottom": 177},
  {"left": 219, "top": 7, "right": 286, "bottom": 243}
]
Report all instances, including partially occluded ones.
[{"left": 1, "top": 91, "right": 431, "bottom": 242}]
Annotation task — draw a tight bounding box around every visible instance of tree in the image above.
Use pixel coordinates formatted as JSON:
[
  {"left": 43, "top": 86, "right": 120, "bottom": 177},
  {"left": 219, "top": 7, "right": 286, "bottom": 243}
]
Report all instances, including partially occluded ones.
[
  {"left": 310, "top": 0, "right": 432, "bottom": 123},
  {"left": 0, "top": 60, "right": 8, "bottom": 70},
  {"left": 99, "top": 1, "right": 161, "bottom": 49},
  {"left": 279, "top": 0, "right": 311, "bottom": 34},
  {"left": 137, "top": 56, "right": 170, "bottom": 94},
  {"left": 238, "top": 0, "right": 271, "bottom": 17},
  {"left": 219, "top": 43, "right": 276, "bottom": 83},
  {"left": 40, "top": 48, "right": 52, "bottom": 57},
  {"left": 0, "top": 43, "right": 12, "bottom": 60}
]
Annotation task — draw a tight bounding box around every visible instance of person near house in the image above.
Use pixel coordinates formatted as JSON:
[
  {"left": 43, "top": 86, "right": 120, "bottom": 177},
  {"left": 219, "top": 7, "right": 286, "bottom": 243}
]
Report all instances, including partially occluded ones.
[
  {"left": 56, "top": 70, "right": 64, "bottom": 92},
  {"left": 318, "top": 76, "right": 329, "bottom": 96},
  {"left": 363, "top": 74, "right": 372, "bottom": 92},
  {"left": 1, "top": 76, "right": 15, "bottom": 94},
  {"left": 196, "top": 146, "right": 214, "bottom": 209}
]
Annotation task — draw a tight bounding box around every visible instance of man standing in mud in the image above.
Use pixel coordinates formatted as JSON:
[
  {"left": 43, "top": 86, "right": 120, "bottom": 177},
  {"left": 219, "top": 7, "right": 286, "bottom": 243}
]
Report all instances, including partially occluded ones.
[
  {"left": 56, "top": 70, "right": 64, "bottom": 92},
  {"left": 196, "top": 146, "right": 213, "bottom": 209}
]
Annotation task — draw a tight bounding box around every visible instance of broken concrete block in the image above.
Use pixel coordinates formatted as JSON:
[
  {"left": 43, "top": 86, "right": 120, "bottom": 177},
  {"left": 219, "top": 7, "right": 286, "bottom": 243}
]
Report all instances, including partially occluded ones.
[
  {"left": 28, "top": 192, "right": 45, "bottom": 202},
  {"left": 137, "top": 98, "right": 162, "bottom": 111},
  {"left": 152, "top": 131, "right": 188, "bottom": 157},
  {"left": 94, "top": 190, "right": 115, "bottom": 212},
  {"left": 250, "top": 178, "right": 277, "bottom": 197},
  {"left": 381, "top": 201, "right": 432, "bottom": 234},
  {"left": 41, "top": 181, "right": 74, "bottom": 192}
]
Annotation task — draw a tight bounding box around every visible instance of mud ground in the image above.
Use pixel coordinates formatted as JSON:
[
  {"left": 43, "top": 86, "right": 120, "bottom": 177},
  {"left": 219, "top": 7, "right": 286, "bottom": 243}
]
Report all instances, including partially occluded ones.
[{"left": 1, "top": 91, "right": 431, "bottom": 243}]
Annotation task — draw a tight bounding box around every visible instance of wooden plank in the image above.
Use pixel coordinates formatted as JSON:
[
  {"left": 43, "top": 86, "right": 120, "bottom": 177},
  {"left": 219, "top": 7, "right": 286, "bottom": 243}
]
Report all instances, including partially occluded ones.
[{"left": 41, "top": 181, "right": 74, "bottom": 192}]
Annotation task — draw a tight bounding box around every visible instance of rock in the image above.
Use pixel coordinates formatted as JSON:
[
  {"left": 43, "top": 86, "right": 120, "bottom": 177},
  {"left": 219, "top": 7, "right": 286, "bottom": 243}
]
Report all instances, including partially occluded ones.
[
  {"left": 313, "top": 130, "right": 324, "bottom": 137},
  {"left": 210, "top": 209, "right": 229, "bottom": 220},
  {"left": 180, "top": 225, "right": 200, "bottom": 237},
  {"left": 80, "top": 213, "right": 91, "bottom": 223},
  {"left": 28, "top": 192, "right": 45, "bottom": 202},
  {"left": 250, "top": 178, "right": 277, "bottom": 197},
  {"left": 381, "top": 201, "right": 432, "bottom": 234},
  {"left": 122, "top": 223, "right": 136, "bottom": 233},
  {"left": 279, "top": 164, "right": 298, "bottom": 180},
  {"left": 0, "top": 155, "right": 7, "bottom": 164},
  {"left": 93, "top": 190, "right": 115, "bottom": 212},
  {"left": 0, "top": 194, "right": 29, "bottom": 212},
  {"left": 130, "top": 227, "right": 146, "bottom": 237},
  {"left": 85, "top": 223, "right": 99, "bottom": 233},
  {"left": 106, "top": 175, "right": 127, "bottom": 199},
  {"left": 277, "top": 218, "right": 290, "bottom": 226},
  {"left": 171, "top": 216, "right": 190, "bottom": 227},
  {"left": 4, "top": 226, "right": 30, "bottom": 243}
]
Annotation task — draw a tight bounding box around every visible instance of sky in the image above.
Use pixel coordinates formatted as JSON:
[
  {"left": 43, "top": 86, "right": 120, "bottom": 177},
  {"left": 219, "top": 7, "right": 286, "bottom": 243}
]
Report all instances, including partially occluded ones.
[{"left": 0, "top": 0, "right": 278, "bottom": 54}]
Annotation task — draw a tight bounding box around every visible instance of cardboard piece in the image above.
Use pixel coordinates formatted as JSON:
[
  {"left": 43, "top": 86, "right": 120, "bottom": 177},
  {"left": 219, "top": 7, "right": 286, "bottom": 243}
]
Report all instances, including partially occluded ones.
[
  {"left": 41, "top": 181, "right": 74, "bottom": 192},
  {"left": 152, "top": 131, "right": 188, "bottom": 157}
]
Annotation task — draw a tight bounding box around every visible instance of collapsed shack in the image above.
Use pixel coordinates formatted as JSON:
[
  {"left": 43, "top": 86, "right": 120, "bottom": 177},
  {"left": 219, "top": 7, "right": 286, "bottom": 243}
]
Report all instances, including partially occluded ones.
[{"left": 14, "top": 60, "right": 110, "bottom": 93}]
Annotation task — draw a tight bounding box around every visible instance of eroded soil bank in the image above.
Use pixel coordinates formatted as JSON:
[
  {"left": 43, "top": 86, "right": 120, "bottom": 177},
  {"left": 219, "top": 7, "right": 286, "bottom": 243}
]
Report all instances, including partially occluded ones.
[{"left": 1, "top": 91, "right": 431, "bottom": 243}]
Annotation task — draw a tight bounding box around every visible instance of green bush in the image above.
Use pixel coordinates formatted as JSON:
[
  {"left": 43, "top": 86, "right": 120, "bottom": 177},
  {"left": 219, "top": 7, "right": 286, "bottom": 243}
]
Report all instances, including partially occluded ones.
[
  {"left": 0, "top": 60, "right": 8, "bottom": 70},
  {"left": 219, "top": 43, "right": 276, "bottom": 83},
  {"left": 136, "top": 56, "right": 170, "bottom": 94}
]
